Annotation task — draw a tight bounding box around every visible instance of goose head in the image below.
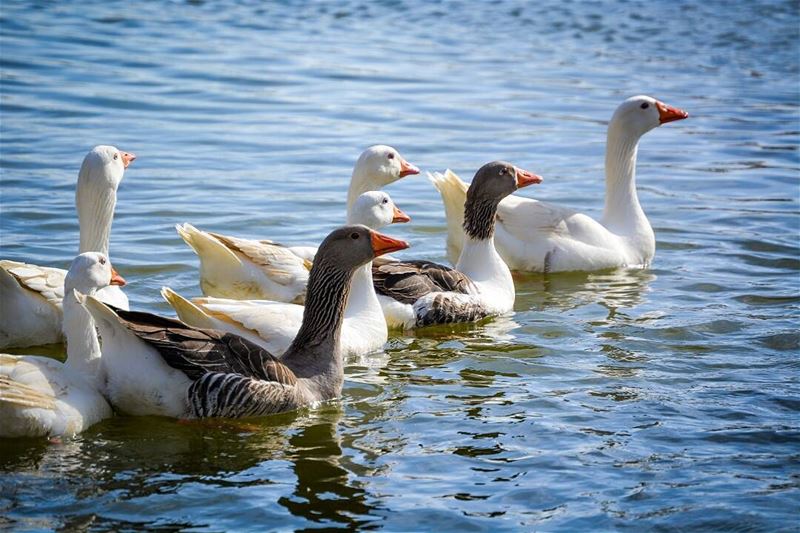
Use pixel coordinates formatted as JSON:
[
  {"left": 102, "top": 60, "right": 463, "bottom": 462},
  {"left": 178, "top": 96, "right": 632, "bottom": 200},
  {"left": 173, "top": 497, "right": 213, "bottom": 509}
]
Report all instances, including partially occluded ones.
[
  {"left": 78, "top": 145, "right": 136, "bottom": 190},
  {"left": 610, "top": 95, "right": 688, "bottom": 139},
  {"left": 64, "top": 252, "right": 126, "bottom": 296},
  {"left": 76, "top": 145, "right": 136, "bottom": 254},
  {"left": 349, "top": 145, "right": 419, "bottom": 205},
  {"left": 347, "top": 191, "right": 411, "bottom": 230},
  {"left": 316, "top": 225, "right": 410, "bottom": 273},
  {"left": 468, "top": 161, "right": 542, "bottom": 204},
  {"left": 463, "top": 161, "right": 541, "bottom": 240}
]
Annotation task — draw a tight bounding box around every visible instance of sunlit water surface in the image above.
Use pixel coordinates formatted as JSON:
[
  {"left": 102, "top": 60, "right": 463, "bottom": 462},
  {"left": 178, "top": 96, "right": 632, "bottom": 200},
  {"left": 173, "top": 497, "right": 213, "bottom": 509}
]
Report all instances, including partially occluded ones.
[{"left": 1, "top": 0, "right": 798, "bottom": 530}]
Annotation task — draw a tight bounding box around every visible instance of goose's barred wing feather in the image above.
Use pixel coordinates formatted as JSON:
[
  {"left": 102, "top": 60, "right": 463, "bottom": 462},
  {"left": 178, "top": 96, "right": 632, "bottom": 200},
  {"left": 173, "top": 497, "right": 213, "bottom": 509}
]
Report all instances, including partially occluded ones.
[
  {"left": 188, "top": 372, "right": 297, "bottom": 418},
  {"left": 415, "top": 292, "right": 492, "bottom": 327}
]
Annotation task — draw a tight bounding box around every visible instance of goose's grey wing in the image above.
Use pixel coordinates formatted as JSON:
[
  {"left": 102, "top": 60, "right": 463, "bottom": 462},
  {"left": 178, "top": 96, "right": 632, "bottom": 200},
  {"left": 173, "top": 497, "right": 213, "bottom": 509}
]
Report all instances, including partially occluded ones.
[
  {"left": 372, "top": 260, "right": 475, "bottom": 305},
  {"left": 110, "top": 308, "right": 297, "bottom": 385}
]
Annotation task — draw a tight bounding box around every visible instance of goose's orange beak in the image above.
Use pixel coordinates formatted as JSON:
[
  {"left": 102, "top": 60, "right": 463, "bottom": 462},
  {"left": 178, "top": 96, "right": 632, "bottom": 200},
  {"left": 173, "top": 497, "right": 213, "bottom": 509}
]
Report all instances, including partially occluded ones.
[
  {"left": 392, "top": 206, "right": 411, "bottom": 223},
  {"left": 121, "top": 151, "right": 136, "bottom": 169},
  {"left": 110, "top": 267, "right": 126, "bottom": 287},
  {"left": 515, "top": 167, "right": 543, "bottom": 188},
  {"left": 656, "top": 101, "right": 689, "bottom": 124},
  {"left": 399, "top": 157, "right": 420, "bottom": 177},
  {"left": 370, "top": 231, "right": 409, "bottom": 256}
]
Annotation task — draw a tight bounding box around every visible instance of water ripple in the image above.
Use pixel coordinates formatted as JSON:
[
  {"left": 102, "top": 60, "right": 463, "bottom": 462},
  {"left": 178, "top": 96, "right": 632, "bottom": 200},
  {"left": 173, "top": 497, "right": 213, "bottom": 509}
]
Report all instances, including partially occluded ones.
[{"left": 1, "top": 0, "right": 799, "bottom": 531}]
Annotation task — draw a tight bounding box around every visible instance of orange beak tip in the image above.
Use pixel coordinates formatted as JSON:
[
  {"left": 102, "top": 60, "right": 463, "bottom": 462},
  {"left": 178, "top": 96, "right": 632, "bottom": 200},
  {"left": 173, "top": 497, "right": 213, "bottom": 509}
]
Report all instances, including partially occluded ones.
[
  {"left": 392, "top": 207, "right": 411, "bottom": 223},
  {"left": 399, "top": 160, "right": 420, "bottom": 177},
  {"left": 657, "top": 102, "right": 689, "bottom": 124},
  {"left": 370, "top": 232, "right": 410, "bottom": 256},
  {"left": 515, "top": 169, "right": 543, "bottom": 188},
  {"left": 121, "top": 152, "right": 136, "bottom": 169},
  {"left": 110, "top": 268, "right": 127, "bottom": 287}
]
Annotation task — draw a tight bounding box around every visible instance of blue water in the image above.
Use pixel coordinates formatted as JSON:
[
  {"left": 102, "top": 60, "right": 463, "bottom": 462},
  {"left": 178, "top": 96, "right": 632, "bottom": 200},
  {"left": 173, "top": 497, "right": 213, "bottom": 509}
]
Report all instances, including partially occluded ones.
[{"left": 1, "top": 0, "right": 799, "bottom": 530}]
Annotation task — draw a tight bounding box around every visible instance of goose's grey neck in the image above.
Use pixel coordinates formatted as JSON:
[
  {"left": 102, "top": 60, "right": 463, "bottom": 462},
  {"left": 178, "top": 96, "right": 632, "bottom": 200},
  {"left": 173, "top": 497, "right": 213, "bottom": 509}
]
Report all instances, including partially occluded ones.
[
  {"left": 282, "top": 255, "right": 353, "bottom": 375},
  {"left": 463, "top": 197, "right": 499, "bottom": 241}
]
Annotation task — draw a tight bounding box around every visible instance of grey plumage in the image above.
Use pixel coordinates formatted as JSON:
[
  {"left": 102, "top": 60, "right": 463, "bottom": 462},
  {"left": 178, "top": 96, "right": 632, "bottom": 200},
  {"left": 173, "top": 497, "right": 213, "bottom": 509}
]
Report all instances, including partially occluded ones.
[
  {"left": 188, "top": 372, "right": 295, "bottom": 418},
  {"left": 372, "top": 260, "right": 475, "bottom": 305},
  {"left": 544, "top": 249, "right": 555, "bottom": 274},
  {"left": 415, "top": 292, "right": 491, "bottom": 327},
  {"left": 463, "top": 198, "right": 498, "bottom": 241},
  {"left": 109, "top": 308, "right": 296, "bottom": 384},
  {"left": 374, "top": 161, "right": 522, "bottom": 328}
]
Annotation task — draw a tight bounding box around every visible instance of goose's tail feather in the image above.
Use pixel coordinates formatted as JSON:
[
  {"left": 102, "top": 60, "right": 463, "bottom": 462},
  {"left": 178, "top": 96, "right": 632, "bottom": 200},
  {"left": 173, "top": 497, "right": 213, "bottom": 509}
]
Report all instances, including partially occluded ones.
[
  {"left": 161, "top": 287, "right": 215, "bottom": 330},
  {"left": 175, "top": 223, "right": 241, "bottom": 267},
  {"left": 428, "top": 169, "right": 468, "bottom": 264}
]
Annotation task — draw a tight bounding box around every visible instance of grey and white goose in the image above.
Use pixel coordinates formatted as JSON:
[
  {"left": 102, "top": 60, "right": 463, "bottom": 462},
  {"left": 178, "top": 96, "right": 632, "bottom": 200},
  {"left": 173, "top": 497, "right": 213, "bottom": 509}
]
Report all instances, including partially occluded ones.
[
  {"left": 373, "top": 161, "right": 541, "bottom": 328},
  {"left": 82, "top": 226, "right": 409, "bottom": 419}
]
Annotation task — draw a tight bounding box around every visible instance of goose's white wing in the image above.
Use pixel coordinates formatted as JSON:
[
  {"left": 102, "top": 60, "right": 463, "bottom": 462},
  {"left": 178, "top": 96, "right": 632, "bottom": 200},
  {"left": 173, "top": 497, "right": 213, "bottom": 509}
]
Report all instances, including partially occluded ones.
[
  {"left": 494, "top": 195, "right": 623, "bottom": 272},
  {"left": 0, "top": 262, "right": 64, "bottom": 348},
  {"left": 177, "top": 224, "right": 310, "bottom": 303},
  {"left": 193, "top": 297, "right": 304, "bottom": 356},
  {"left": 0, "top": 354, "right": 112, "bottom": 437},
  {"left": 1, "top": 260, "right": 65, "bottom": 306}
]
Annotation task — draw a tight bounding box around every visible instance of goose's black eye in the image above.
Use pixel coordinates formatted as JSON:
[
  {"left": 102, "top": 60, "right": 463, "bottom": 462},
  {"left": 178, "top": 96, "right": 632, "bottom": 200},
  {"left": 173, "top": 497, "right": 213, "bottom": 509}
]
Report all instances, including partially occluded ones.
[
  {"left": 499, "top": 168, "right": 506, "bottom": 175},
  {"left": 350, "top": 232, "right": 360, "bottom": 240},
  {"left": 99, "top": 257, "right": 106, "bottom": 265},
  {"left": 113, "top": 154, "right": 118, "bottom": 160},
  {"left": 640, "top": 102, "right": 649, "bottom": 109},
  {"left": 387, "top": 153, "right": 395, "bottom": 160},
  {"left": 382, "top": 198, "right": 389, "bottom": 204}
]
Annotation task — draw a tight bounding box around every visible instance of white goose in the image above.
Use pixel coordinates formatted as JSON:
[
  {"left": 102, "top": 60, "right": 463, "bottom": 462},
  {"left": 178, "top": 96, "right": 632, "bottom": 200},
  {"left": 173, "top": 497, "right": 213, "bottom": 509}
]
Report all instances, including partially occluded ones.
[
  {"left": 82, "top": 226, "right": 408, "bottom": 419},
  {"left": 374, "top": 161, "right": 541, "bottom": 329},
  {"left": 431, "top": 96, "right": 688, "bottom": 272},
  {"left": 0, "top": 252, "right": 126, "bottom": 438},
  {"left": 163, "top": 191, "right": 411, "bottom": 356},
  {"left": 0, "top": 146, "right": 135, "bottom": 349},
  {"left": 176, "top": 145, "right": 419, "bottom": 302}
]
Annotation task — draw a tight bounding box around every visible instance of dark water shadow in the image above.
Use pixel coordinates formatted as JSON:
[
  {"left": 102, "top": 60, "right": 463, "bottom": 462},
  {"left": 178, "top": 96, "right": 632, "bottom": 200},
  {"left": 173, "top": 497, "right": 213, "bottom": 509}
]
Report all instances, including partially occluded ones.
[
  {"left": 0, "top": 405, "right": 382, "bottom": 530},
  {"left": 278, "top": 405, "right": 382, "bottom": 531}
]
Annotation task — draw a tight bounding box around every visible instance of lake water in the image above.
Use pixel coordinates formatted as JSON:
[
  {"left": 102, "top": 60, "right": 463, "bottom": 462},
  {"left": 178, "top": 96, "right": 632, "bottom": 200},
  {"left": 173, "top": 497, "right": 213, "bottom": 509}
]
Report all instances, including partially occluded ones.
[{"left": 1, "top": 0, "right": 798, "bottom": 530}]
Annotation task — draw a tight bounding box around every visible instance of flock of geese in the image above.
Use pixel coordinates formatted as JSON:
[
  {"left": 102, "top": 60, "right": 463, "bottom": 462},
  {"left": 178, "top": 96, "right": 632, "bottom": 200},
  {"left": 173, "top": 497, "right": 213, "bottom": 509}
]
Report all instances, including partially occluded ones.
[{"left": 0, "top": 95, "right": 688, "bottom": 438}]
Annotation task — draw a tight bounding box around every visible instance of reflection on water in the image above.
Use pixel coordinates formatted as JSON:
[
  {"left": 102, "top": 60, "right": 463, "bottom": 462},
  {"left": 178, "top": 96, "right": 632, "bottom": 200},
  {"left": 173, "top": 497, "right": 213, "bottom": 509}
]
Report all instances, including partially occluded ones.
[
  {"left": 279, "top": 409, "right": 377, "bottom": 529},
  {"left": 0, "top": 408, "right": 381, "bottom": 530},
  {"left": 516, "top": 268, "right": 657, "bottom": 318}
]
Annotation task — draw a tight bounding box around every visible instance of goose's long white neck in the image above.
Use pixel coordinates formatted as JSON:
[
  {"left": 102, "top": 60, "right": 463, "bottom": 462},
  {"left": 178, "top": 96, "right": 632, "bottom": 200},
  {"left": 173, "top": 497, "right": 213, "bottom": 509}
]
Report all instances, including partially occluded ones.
[
  {"left": 601, "top": 123, "right": 650, "bottom": 238},
  {"left": 62, "top": 292, "right": 104, "bottom": 388},
  {"left": 345, "top": 262, "right": 382, "bottom": 319},
  {"left": 77, "top": 181, "right": 117, "bottom": 255},
  {"left": 346, "top": 169, "right": 373, "bottom": 219},
  {"left": 456, "top": 235, "right": 515, "bottom": 310}
]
